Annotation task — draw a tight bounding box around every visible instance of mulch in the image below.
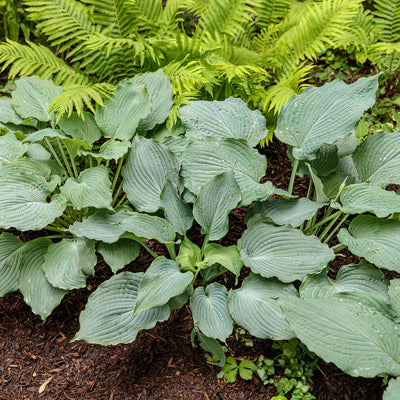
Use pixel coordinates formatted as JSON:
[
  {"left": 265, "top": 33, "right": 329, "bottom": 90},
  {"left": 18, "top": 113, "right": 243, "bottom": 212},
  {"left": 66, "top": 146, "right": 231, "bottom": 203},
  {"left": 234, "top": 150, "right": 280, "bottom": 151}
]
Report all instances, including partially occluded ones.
[{"left": 0, "top": 133, "right": 387, "bottom": 399}]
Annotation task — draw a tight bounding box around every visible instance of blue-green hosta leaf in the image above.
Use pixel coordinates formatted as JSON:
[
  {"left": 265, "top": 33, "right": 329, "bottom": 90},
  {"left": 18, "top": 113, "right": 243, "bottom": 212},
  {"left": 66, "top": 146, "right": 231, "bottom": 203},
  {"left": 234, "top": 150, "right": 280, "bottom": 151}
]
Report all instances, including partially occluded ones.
[
  {"left": 58, "top": 111, "right": 101, "bottom": 146},
  {"left": 190, "top": 283, "right": 233, "bottom": 341},
  {"left": 18, "top": 238, "right": 67, "bottom": 321},
  {"left": 0, "top": 172, "right": 67, "bottom": 230},
  {"left": 389, "top": 279, "right": 400, "bottom": 317},
  {"left": 201, "top": 243, "right": 243, "bottom": 276},
  {"left": 321, "top": 172, "right": 356, "bottom": 199},
  {"left": 0, "top": 132, "right": 29, "bottom": 165},
  {"left": 97, "top": 239, "right": 140, "bottom": 274},
  {"left": 191, "top": 329, "right": 226, "bottom": 367},
  {"left": 193, "top": 171, "right": 241, "bottom": 241},
  {"left": 161, "top": 135, "right": 190, "bottom": 158},
  {"left": 0, "top": 232, "right": 24, "bottom": 296},
  {"left": 352, "top": 131, "right": 400, "bottom": 187},
  {"left": 246, "top": 198, "right": 323, "bottom": 228},
  {"left": 11, "top": 76, "right": 63, "bottom": 123},
  {"left": 160, "top": 180, "right": 193, "bottom": 235},
  {"left": 238, "top": 222, "right": 334, "bottom": 282},
  {"left": 134, "top": 256, "right": 193, "bottom": 316},
  {"left": 181, "top": 137, "right": 273, "bottom": 206},
  {"left": 60, "top": 166, "right": 113, "bottom": 210},
  {"left": 42, "top": 238, "right": 97, "bottom": 290},
  {"left": 26, "top": 143, "right": 51, "bottom": 161},
  {"left": 122, "top": 136, "right": 180, "bottom": 212},
  {"left": 95, "top": 81, "right": 152, "bottom": 140},
  {"left": 0, "top": 97, "right": 24, "bottom": 125},
  {"left": 275, "top": 74, "right": 379, "bottom": 160},
  {"left": 279, "top": 296, "right": 400, "bottom": 377},
  {"left": 69, "top": 210, "right": 128, "bottom": 243},
  {"left": 75, "top": 272, "right": 170, "bottom": 345},
  {"left": 384, "top": 377, "right": 400, "bottom": 400},
  {"left": 179, "top": 97, "right": 268, "bottom": 147},
  {"left": 338, "top": 215, "right": 400, "bottom": 272},
  {"left": 86, "top": 139, "right": 131, "bottom": 161},
  {"left": 23, "top": 128, "right": 67, "bottom": 142},
  {"left": 300, "top": 263, "right": 389, "bottom": 302},
  {"left": 168, "top": 285, "right": 194, "bottom": 310},
  {"left": 131, "top": 69, "right": 174, "bottom": 133},
  {"left": 339, "top": 183, "right": 400, "bottom": 217},
  {"left": 228, "top": 274, "right": 297, "bottom": 339},
  {"left": 119, "top": 212, "right": 176, "bottom": 244},
  {"left": 0, "top": 157, "right": 52, "bottom": 179}
]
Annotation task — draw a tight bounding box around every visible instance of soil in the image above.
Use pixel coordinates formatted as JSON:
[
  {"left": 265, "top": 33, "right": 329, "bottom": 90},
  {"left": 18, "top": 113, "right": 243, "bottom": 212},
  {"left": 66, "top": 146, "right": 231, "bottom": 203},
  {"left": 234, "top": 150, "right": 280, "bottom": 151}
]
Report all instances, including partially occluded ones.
[{"left": 0, "top": 139, "right": 388, "bottom": 400}]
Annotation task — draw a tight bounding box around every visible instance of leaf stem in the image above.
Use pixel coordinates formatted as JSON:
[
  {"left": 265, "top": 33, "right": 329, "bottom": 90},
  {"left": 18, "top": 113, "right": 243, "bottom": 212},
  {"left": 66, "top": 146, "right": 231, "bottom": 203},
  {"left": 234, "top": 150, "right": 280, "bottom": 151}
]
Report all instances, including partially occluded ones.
[
  {"left": 305, "top": 210, "right": 342, "bottom": 235},
  {"left": 112, "top": 180, "right": 125, "bottom": 207},
  {"left": 323, "top": 214, "right": 349, "bottom": 244},
  {"left": 318, "top": 211, "right": 343, "bottom": 242},
  {"left": 115, "top": 193, "right": 127, "bottom": 208},
  {"left": 288, "top": 159, "right": 299, "bottom": 195},
  {"left": 331, "top": 243, "right": 347, "bottom": 253},
  {"left": 141, "top": 241, "right": 158, "bottom": 258},
  {"left": 111, "top": 156, "right": 125, "bottom": 193},
  {"left": 44, "top": 138, "right": 66, "bottom": 175},
  {"left": 166, "top": 243, "right": 176, "bottom": 260},
  {"left": 65, "top": 144, "right": 79, "bottom": 178},
  {"left": 56, "top": 137, "right": 74, "bottom": 177},
  {"left": 201, "top": 232, "right": 210, "bottom": 253}
]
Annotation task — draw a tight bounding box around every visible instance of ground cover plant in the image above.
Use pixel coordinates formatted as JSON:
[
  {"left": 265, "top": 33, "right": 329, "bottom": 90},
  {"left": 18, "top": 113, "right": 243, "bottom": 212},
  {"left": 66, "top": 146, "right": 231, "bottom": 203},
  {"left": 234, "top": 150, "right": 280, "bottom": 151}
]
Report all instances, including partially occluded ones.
[{"left": 1, "top": 70, "right": 400, "bottom": 398}]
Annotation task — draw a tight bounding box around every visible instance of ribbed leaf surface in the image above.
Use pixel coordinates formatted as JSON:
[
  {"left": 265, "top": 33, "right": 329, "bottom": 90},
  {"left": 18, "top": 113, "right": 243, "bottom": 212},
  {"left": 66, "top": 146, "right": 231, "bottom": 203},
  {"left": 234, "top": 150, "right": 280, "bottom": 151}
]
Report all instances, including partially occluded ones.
[
  {"left": 181, "top": 137, "right": 272, "bottom": 206},
  {"left": 339, "top": 183, "right": 400, "bottom": 217},
  {"left": 75, "top": 272, "right": 170, "bottom": 344},
  {"left": 352, "top": 131, "right": 400, "bottom": 187},
  {"left": 123, "top": 136, "right": 180, "bottom": 212},
  {"left": 95, "top": 81, "right": 151, "bottom": 140},
  {"left": 0, "top": 132, "right": 29, "bottom": 165},
  {"left": 0, "top": 97, "right": 23, "bottom": 124},
  {"left": 275, "top": 74, "right": 379, "bottom": 160},
  {"left": 60, "top": 166, "right": 113, "bottom": 210},
  {"left": 338, "top": 215, "right": 400, "bottom": 272},
  {"left": 18, "top": 238, "right": 67, "bottom": 321},
  {"left": 228, "top": 274, "right": 297, "bottom": 339},
  {"left": 190, "top": 283, "right": 233, "bottom": 341},
  {"left": 0, "top": 232, "right": 24, "bottom": 296},
  {"left": 134, "top": 257, "right": 193, "bottom": 315},
  {"left": 97, "top": 239, "right": 140, "bottom": 274},
  {"left": 179, "top": 97, "right": 268, "bottom": 147},
  {"left": 279, "top": 296, "right": 400, "bottom": 377},
  {"left": 193, "top": 171, "right": 241, "bottom": 240},
  {"left": 238, "top": 222, "right": 334, "bottom": 282},
  {"left": 43, "top": 238, "right": 97, "bottom": 290}
]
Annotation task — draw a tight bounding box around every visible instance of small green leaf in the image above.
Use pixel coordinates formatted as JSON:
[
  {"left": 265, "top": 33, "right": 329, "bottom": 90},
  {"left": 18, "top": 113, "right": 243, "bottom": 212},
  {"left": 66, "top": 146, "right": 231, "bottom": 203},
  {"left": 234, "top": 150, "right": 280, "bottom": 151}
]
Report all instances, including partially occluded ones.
[
  {"left": 134, "top": 256, "right": 193, "bottom": 315},
  {"left": 202, "top": 243, "right": 243, "bottom": 276},
  {"left": 238, "top": 360, "right": 255, "bottom": 380},
  {"left": 176, "top": 236, "right": 202, "bottom": 271},
  {"left": 191, "top": 329, "right": 226, "bottom": 367}
]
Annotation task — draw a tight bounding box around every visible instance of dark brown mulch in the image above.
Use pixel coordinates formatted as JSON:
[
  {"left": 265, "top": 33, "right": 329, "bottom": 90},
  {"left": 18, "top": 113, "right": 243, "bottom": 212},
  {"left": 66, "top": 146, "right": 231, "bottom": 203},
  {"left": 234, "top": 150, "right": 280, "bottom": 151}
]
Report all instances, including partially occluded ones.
[{"left": 0, "top": 139, "right": 386, "bottom": 400}]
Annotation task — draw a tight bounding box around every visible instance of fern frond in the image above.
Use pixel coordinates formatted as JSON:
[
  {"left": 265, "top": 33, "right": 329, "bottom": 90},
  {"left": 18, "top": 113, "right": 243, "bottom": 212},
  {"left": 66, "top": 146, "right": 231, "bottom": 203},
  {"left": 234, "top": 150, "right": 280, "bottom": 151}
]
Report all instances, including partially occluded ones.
[
  {"left": 24, "top": 0, "right": 93, "bottom": 54},
  {"left": 252, "top": 25, "right": 281, "bottom": 68},
  {"left": 373, "top": 0, "right": 400, "bottom": 43},
  {"left": 253, "top": 0, "right": 296, "bottom": 28},
  {"left": 161, "top": 0, "right": 187, "bottom": 27},
  {"left": 187, "top": 0, "right": 256, "bottom": 39},
  {"left": 49, "top": 82, "right": 115, "bottom": 120},
  {"left": 273, "top": 0, "right": 363, "bottom": 71},
  {"left": 0, "top": 40, "right": 89, "bottom": 86},
  {"left": 367, "top": 42, "right": 400, "bottom": 72}
]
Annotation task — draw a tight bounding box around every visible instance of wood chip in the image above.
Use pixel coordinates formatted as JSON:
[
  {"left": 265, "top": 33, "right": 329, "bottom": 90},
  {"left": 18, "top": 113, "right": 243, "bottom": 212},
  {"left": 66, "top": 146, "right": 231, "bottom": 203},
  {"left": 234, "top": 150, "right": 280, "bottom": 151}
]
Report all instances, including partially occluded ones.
[{"left": 38, "top": 377, "right": 53, "bottom": 394}]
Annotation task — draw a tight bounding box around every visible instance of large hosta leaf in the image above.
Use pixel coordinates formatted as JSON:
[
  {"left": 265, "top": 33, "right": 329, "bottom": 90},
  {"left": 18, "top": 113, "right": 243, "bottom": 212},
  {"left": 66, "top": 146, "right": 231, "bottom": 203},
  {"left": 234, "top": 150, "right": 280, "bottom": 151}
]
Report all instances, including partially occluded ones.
[
  {"left": 338, "top": 215, "right": 400, "bottom": 272},
  {"left": 0, "top": 232, "right": 24, "bottom": 296},
  {"left": 11, "top": 76, "right": 63, "bottom": 123},
  {"left": 58, "top": 111, "right": 101, "bottom": 146},
  {"left": 339, "top": 183, "right": 400, "bottom": 217},
  {"left": 69, "top": 210, "right": 127, "bottom": 243},
  {"left": 352, "top": 131, "right": 400, "bottom": 187},
  {"left": 246, "top": 198, "right": 323, "bottom": 228},
  {"left": 60, "top": 166, "right": 113, "bottom": 210},
  {"left": 275, "top": 74, "right": 379, "bottom": 160},
  {"left": 279, "top": 296, "right": 400, "bottom": 377},
  {"left": 132, "top": 69, "right": 174, "bottom": 132},
  {"left": 75, "top": 272, "right": 170, "bottom": 345},
  {"left": 384, "top": 377, "right": 400, "bottom": 400},
  {"left": 179, "top": 97, "right": 268, "bottom": 147},
  {"left": 134, "top": 257, "right": 193, "bottom": 315},
  {"left": 181, "top": 137, "right": 273, "bottom": 206},
  {"left": 193, "top": 171, "right": 241, "bottom": 240},
  {"left": 97, "top": 239, "right": 140, "bottom": 274},
  {"left": 95, "top": 81, "right": 151, "bottom": 140},
  {"left": 160, "top": 180, "right": 193, "bottom": 235},
  {"left": 0, "top": 132, "right": 29, "bottom": 165},
  {"left": 42, "top": 238, "right": 97, "bottom": 290},
  {"left": 190, "top": 283, "right": 233, "bottom": 341},
  {"left": 238, "top": 222, "right": 334, "bottom": 282},
  {"left": 228, "top": 274, "right": 297, "bottom": 339},
  {"left": 0, "top": 171, "right": 67, "bottom": 230},
  {"left": 119, "top": 212, "right": 176, "bottom": 244},
  {"left": 122, "top": 136, "right": 180, "bottom": 212},
  {"left": 300, "top": 263, "right": 389, "bottom": 302},
  {"left": 18, "top": 238, "right": 67, "bottom": 320},
  {"left": 0, "top": 97, "right": 24, "bottom": 125}
]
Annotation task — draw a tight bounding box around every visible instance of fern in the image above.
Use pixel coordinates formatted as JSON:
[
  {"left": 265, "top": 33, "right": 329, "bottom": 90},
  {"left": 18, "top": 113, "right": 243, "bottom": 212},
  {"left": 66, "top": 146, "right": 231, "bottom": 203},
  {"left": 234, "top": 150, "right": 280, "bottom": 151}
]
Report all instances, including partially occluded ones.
[
  {"left": 0, "top": 40, "right": 89, "bottom": 86},
  {"left": 373, "top": 0, "right": 400, "bottom": 43},
  {"left": 253, "top": 0, "right": 295, "bottom": 28}
]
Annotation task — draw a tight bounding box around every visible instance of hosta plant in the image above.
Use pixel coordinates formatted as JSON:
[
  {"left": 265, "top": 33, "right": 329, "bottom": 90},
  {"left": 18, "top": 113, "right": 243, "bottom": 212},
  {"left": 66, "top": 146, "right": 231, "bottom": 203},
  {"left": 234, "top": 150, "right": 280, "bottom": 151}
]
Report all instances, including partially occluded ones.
[{"left": 1, "top": 71, "right": 400, "bottom": 397}]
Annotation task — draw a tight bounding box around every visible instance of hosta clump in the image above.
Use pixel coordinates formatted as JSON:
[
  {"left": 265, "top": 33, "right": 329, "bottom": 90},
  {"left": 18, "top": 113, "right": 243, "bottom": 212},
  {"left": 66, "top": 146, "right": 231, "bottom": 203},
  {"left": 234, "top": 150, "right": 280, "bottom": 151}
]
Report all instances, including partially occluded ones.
[{"left": 1, "top": 71, "right": 400, "bottom": 397}]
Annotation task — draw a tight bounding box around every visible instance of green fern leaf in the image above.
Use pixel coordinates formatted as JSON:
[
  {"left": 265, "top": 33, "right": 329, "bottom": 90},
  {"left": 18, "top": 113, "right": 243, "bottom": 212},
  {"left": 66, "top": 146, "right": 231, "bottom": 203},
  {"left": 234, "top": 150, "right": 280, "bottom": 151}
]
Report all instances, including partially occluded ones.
[
  {"left": 253, "top": 0, "right": 296, "bottom": 28},
  {"left": 0, "top": 40, "right": 89, "bottom": 86},
  {"left": 373, "top": 0, "right": 400, "bottom": 43}
]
